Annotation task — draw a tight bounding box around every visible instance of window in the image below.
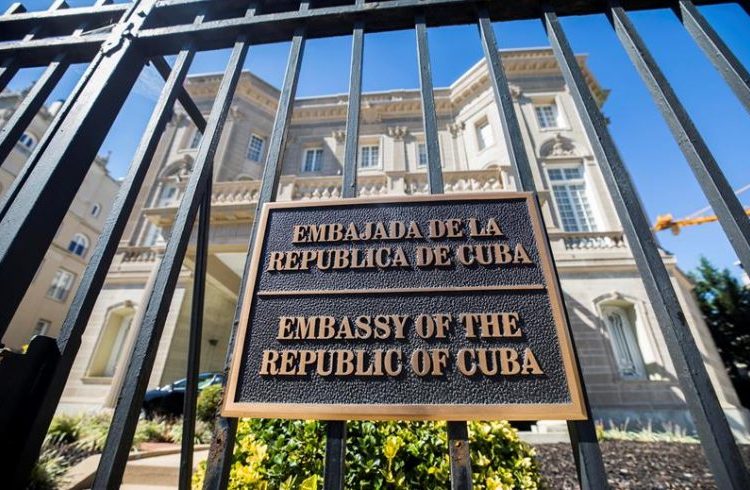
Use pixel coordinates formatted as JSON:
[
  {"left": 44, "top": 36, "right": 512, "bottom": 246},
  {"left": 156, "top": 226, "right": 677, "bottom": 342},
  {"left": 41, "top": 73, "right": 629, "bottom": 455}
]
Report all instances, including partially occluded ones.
[
  {"left": 303, "top": 148, "right": 324, "bottom": 172},
  {"left": 68, "top": 233, "right": 90, "bottom": 257},
  {"left": 88, "top": 306, "right": 135, "bottom": 377},
  {"left": 189, "top": 130, "right": 202, "bottom": 149},
  {"left": 417, "top": 143, "right": 428, "bottom": 167},
  {"left": 475, "top": 119, "right": 494, "bottom": 151},
  {"left": 143, "top": 223, "right": 163, "bottom": 246},
  {"left": 47, "top": 269, "right": 75, "bottom": 302},
  {"left": 158, "top": 184, "right": 178, "bottom": 207},
  {"left": 33, "top": 319, "right": 51, "bottom": 337},
  {"left": 535, "top": 104, "right": 560, "bottom": 129},
  {"left": 602, "top": 305, "right": 646, "bottom": 379},
  {"left": 91, "top": 203, "right": 101, "bottom": 218},
  {"left": 19, "top": 132, "right": 36, "bottom": 150},
  {"left": 359, "top": 145, "right": 380, "bottom": 169},
  {"left": 548, "top": 166, "right": 597, "bottom": 232},
  {"left": 247, "top": 134, "right": 265, "bottom": 162}
]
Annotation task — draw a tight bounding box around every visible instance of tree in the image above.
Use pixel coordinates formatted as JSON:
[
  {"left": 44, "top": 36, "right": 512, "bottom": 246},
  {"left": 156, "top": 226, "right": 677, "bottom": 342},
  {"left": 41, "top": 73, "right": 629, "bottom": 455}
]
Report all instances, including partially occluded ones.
[{"left": 691, "top": 257, "right": 750, "bottom": 408}]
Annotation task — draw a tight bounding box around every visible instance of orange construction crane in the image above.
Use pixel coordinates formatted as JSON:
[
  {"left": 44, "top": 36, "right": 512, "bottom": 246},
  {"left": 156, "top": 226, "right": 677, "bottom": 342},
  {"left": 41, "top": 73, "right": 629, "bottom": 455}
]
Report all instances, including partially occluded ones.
[
  {"left": 653, "top": 184, "right": 750, "bottom": 235},
  {"left": 653, "top": 210, "right": 750, "bottom": 235}
]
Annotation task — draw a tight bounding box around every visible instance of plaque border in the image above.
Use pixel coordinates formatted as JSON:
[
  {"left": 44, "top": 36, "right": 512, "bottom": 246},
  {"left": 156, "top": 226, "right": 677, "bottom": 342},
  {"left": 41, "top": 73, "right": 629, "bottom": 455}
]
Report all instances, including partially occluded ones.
[{"left": 223, "top": 192, "right": 587, "bottom": 421}]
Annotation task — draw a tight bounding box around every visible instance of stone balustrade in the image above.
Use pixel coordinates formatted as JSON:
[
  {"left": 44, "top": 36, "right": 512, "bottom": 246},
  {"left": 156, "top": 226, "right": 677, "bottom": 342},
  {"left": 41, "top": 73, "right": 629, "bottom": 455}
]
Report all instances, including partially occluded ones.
[{"left": 548, "top": 231, "right": 627, "bottom": 250}]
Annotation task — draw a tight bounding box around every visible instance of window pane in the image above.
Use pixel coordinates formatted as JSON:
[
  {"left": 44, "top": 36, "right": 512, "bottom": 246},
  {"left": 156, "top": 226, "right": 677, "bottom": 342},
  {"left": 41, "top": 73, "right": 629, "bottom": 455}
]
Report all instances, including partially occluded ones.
[
  {"left": 418, "top": 144, "right": 427, "bottom": 167},
  {"left": 535, "top": 104, "right": 559, "bottom": 129},
  {"left": 549, "top": 166, "right": 596, "bottom": 232},
  {"left": 247, "top": 135, "right": 265, "bottom": 162}
]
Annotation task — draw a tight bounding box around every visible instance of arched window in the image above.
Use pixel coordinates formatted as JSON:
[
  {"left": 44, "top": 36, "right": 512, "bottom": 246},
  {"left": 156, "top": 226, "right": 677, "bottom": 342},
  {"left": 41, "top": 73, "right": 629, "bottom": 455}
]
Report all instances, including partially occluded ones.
[
  {"left": 68, "top": 233, "right": 90, "bottom": 258},
  {"left": 91, "top": 203, "right": 102, "bottom": 217},
  {"left": 87, "top": 305, "right": 136, "bottom": 377},
  {"left": 19, "top": 132, "right": 36, "bottom": 150},
  {"left": 602, "top": 304, "right": 646, "bottom": 379}
]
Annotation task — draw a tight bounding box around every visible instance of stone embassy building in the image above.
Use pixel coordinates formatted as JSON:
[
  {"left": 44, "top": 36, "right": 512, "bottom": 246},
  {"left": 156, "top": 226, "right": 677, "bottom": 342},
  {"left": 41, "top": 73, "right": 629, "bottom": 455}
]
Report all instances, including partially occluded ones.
[{"left": 58, "top": 47, "right": 749, "bottom": 439}]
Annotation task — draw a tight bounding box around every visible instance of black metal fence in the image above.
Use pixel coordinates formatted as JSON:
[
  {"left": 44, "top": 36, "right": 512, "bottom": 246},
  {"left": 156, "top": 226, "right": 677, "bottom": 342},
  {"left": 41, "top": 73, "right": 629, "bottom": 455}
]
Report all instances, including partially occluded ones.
[{"left": 0, "top": 0, "right": 748, "bottom": 489}]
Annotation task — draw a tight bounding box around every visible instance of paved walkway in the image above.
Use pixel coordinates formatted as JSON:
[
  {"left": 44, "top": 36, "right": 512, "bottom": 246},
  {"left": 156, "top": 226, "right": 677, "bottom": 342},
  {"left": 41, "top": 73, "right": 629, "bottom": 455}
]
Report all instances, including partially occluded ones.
[{"left": 65, "top": 446, "right": 209, "bottom": 490}]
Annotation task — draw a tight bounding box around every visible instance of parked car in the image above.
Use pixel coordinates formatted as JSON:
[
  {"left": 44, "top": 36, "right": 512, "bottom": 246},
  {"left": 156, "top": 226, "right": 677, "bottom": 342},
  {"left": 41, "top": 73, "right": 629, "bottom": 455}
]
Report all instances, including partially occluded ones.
[{"left": 142, "top": 372, "right": 224, "bottom": 418}]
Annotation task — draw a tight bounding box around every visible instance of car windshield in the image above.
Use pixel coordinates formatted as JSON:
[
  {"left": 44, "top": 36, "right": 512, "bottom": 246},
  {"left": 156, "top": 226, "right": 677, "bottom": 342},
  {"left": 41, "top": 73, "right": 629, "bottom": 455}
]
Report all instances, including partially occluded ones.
[{"left": 164, "top": 373, "right": 215, "bottom": 391}]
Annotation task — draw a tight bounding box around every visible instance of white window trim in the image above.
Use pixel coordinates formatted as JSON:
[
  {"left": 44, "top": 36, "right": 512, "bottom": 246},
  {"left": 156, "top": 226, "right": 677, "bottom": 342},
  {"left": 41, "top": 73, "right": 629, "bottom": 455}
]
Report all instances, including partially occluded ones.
[
  {"left": 417, "top": 142, "right": 428, "bottom": 168},
  {"left": 247, "top": 133, "right": 267, "bottom": 162},
  {"left": 68, "top": 233, "right": 90, "bottom": 258},
  {"left": 47, "top": 268, "right": 76, "bottom": 302},
  {"left": 601, "top": 304, "right": 647, "bottom": 380},
  {"left": 301, "top": 147, "right": 324, "bottom": 173},
  {"left": 19, "top": 131, "right": 37, "bottom": 150},
  {"left": 474, "top": 117, "right": 495, "bottom": 153},
  {"left": 358, "top": 141, "right": 382, "bottom": 171},
  {"left": 545, "top": 163, "right": 601, "bottom": 233},
  {"left": 531, "top": 94, "right": 569, "bottom": 132}
]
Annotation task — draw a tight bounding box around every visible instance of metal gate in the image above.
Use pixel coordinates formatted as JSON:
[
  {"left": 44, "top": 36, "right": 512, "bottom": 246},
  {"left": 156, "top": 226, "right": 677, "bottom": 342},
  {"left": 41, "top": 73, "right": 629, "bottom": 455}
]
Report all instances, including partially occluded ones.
[{"left": 0, "top": 0, "right": 748, "bottom": 488}]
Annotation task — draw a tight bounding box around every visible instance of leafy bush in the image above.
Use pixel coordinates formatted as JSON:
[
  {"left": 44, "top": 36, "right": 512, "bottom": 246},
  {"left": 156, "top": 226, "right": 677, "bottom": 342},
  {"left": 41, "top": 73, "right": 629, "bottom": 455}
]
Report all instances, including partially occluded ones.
[
  {"left": 74, "top": 412, "right": 113, "bottom": 453},
  {"left": 46, "top": 414, "right": 81, "bottom": 445},
  {"left": 197, "top": 385, "right": 224, "bottom": 423},
  {"left": 135, "top": 418, "right": 175, "bottom": 445},
  {"left": 27, "top": 446, "right": 68, "bottom": 490},
  {"left": 192, "top": 420, "right": 541, "bottom": 489}
]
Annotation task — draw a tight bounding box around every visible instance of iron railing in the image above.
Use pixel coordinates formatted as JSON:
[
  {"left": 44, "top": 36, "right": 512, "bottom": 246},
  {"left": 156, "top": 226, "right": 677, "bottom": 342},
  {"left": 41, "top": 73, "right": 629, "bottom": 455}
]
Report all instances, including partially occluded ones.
[{"left": 0, "top": 0, "right": 747, "bottom": 489}]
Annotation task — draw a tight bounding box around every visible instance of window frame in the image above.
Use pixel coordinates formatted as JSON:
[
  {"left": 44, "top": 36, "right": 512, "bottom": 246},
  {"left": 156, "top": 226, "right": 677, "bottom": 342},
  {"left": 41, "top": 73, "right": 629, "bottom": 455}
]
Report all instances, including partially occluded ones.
[
  {"left": 247, "top": 133, "right": 266, "bottom": 162},
  {"left": 19, "top": 131, "right": 37, "bottom": 150},
  {"left": 358, "top": 143, "right": 381, "bottom": 170},
  {"left": 545, "top": 164, "right": 598, "bottom": 233},
  {"left": 474, "top": 118, "right": 495, "bottom": 152},
  {"left": 601, "top": 304, "right": 647, "bottom": 380},
  {"left": 302, "top": 147, "right": 324, "bottom": 173},
  {"left": 417, "top": 143, "right": 428, "bottom": 168},
  {"left": 33, "top": 319, "right": 51, "bottom": 337},
  {"left": 68, "top": 233, "right": 90, "bottom": 258},
  {"left": 47, "top": 268, "right": 76, "bottom": 302}
]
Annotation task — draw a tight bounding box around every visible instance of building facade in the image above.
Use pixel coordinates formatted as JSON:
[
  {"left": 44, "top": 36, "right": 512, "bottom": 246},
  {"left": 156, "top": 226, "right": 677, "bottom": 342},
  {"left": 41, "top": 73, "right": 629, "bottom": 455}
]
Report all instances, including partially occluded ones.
[
  {"left": 0, "top": 93, "right": 121, "bottom": 351},
  {"left": 58, "top": 48, "right": 749, "bottom": 439}
]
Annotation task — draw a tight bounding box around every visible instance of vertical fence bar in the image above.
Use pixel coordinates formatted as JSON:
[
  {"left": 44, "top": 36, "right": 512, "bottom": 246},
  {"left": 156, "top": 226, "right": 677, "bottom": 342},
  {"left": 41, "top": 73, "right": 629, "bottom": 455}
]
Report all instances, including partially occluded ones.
[
  {"left": 179, "top": 180, "right": 212, "bottom": 490},
  {"left": 4, "top": 46, "right": 200, "bottom": 488},
  {"left": 607, "top": 1, "right": 750, "bottom": 276},
  {"left": 322, "top": 15, "right": 365, "bottom": 490},
  {"left": 415, "top": 14, "right": 444, "bottom": 195},
  {"left": 203, "top": 28, "right": 306, "bottom": 490},
  {"left": 341, "top": 20, "right": 364, "bottom": 199},
  {"left": 476, "top": 9, "right": 608, "bottom": 489},
  {"left": 544, "top": 8, "right": 750, "bottom": 489},
  {"left": 0, "top": 0, "right": 157, "bottom": 337},
  {"left": 674, "top": 0, "right": 750, "bottom": 113},
  {"left": 415, "top": 12, "right": 472, "bottom": 490},
  {"left": 92, "top": 37, "right": 249, "bottom": 489}
]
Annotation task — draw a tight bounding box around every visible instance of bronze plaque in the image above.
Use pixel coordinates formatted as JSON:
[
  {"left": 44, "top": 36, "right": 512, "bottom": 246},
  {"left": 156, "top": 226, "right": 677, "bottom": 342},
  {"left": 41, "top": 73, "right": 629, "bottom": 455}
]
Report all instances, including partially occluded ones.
[{"left": 223, "top": 193, "right": 586, "bottom": 420}]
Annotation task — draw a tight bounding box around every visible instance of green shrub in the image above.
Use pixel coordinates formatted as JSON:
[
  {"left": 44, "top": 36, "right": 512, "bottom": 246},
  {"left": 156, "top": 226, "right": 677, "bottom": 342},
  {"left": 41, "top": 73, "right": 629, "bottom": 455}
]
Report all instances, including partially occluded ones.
[
  {"left": 192, "top": 420, "right": 541, "bottom": 489},
  {"left": 197, "top": 385, "right": 224, "bottom": 423},
  {"left": 46, "top": 413, "right": 81, "bottom": 445},
  {"left": 74, "top": 412, "right": 113, "bottom": 453},
  {"left": 27, "top": 446, "right": 68, "bottom": 490},
  {"left": 135, "top": 418, "right": 175, "bottom": 445}
]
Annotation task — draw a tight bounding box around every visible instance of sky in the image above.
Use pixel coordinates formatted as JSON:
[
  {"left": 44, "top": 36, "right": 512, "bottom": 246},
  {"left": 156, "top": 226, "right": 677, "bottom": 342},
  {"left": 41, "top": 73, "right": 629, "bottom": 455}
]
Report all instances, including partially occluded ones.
[{"left": 3, "top": 0, "right": 750, "bottom": 278}]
